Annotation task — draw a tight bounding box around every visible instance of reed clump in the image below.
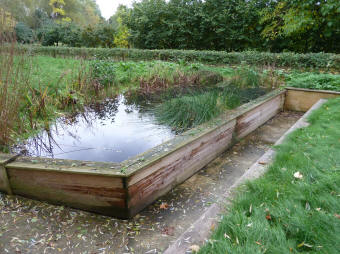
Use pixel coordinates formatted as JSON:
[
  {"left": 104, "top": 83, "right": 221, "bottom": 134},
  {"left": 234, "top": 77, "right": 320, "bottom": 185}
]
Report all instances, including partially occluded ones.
[
  {"left": 0, "top": 25, "right": 102, "bottom": 151},
  {"left": 155, "top": 67, "right": 269, "bottom": 131}
]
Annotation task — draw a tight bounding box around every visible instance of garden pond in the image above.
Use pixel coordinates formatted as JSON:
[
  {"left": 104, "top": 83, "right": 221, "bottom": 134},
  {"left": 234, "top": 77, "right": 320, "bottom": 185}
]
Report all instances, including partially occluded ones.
[{"left": 13, "top": 95, "right": 175, "bottom": 162}]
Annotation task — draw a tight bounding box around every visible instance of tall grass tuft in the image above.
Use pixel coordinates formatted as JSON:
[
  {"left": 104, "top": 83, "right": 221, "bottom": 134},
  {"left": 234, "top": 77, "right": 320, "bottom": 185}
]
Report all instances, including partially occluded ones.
[
  {"left": 155, "top": 67, "right": 268, "bottom": 132},
  {"left": 0, "top": 23, "right": 29, "bottom": 150},
  {"left": 156, "top": 91, "right": 220, "bottom": 131},
  {"left": 0, "top": 21, "right": 101, "bottom": 151}
]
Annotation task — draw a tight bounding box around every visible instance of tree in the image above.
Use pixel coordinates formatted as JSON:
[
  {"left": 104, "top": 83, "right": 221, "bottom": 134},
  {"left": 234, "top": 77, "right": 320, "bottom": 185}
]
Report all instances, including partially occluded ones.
[
  {"left": 60, "top": 23, "right": 82, "bottom": 47},
  {"left": 110, "top": 5, "right": 130, "bottom": 48},
  {"left": 81, "top": 23, "right": 116, "bottom": 48},
  {"left": 15, "top": 22, "right": 34, "bottom": 43},
  {"left": 49, "top": 0, "right": 71, "bottom": 23},
  {"left": 200, "top": 0, "right": 263, "bottom": 51},
  {"left": 261, "top": 0, "right": 340, "bottom": 52},
  {"left": 0, "top": 7, "right": 16, "bottom": 33},
  {"left": 40, "top": 23, "right": 63, "bottom": 46},
  {"left": 124, "top": 0, "right": 263, "bottom": 50}
]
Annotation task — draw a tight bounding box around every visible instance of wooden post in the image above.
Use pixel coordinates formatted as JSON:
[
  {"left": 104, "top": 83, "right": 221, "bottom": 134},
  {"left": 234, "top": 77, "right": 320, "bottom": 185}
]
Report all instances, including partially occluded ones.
[
  {"left": 0, "top": 164, "right": 12, "bottom": 195},
  {"left": 0, "top": 154, "right": 19, "bottom": 195}
]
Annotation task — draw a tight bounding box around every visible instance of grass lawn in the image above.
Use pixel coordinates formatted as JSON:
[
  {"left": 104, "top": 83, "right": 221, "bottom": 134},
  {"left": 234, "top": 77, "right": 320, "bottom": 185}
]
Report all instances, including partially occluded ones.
[
  {"left": 28, "top": 55, "right": 84, "bottom": 90},
  {"left": 199, "top": 98, "right": 340, "bottom": 253}
]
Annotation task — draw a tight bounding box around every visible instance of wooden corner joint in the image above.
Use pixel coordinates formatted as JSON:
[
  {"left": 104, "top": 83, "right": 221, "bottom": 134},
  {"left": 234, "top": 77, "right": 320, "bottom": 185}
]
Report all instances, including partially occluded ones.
[{"left": 0, "top": 154, "right": 20, "bottom": 195}]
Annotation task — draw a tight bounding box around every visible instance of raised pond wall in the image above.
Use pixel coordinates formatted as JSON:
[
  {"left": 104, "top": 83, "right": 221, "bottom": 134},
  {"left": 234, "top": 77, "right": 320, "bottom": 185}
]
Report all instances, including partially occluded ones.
[{"left": 0, "top": 88, "right": 339, "bottom": 219}]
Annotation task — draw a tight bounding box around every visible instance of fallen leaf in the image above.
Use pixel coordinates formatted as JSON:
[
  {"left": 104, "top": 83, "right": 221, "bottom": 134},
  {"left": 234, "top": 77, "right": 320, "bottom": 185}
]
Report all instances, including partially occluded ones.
[
  {"left": 297, "top": 242, "right": 305, "bottom": 248},
  {"left": 265, "top": 214, "right": 272, "bottom": 220},
  {"left": 224, "top": 233, "right": 231, "bottom": 239},
  {"left": 190, "top": 245, "right": 200, "bottom": 252},
  {"left": 294, "top": 171, "right": 303, "bottom": 179},
  {"left": 160, "top": 203, "right": 169, "bottom": 209},
  {"left": 161, "top": 226, "right": 175, "bottom": 236},
  {"left": 335, "top": 214, "right": 340, "bottom": 219}
]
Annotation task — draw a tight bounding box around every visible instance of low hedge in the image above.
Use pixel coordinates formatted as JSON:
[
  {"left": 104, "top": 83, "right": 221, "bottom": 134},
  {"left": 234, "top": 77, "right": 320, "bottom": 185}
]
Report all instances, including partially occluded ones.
[{"left": 10, "top": 45, "right": 340, "bottom": 69}]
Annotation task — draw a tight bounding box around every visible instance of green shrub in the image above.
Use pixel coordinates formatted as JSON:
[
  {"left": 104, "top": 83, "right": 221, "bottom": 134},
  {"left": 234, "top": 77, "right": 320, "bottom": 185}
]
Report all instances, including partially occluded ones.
[
  {"left": 286, "top": 73, "right": 340, "bottom": 91},
  {"left": 13, "top": 45, "right": 340, "bottom": 69},
  {"left": 90, "top": 60, "right": 116, "bottom": 86},
  {"left": 15, "top": 22, "right": 34, "bottom": 44}
]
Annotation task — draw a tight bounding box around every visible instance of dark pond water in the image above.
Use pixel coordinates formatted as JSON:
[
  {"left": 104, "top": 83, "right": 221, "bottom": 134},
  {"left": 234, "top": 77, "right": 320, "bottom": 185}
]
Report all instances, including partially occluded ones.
[{"left": 15, "top": 96, "right": 175, "bottom": 163}]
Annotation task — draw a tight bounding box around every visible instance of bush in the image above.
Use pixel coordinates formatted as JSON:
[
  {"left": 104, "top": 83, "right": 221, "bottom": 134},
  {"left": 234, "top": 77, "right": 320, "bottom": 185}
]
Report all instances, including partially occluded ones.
[
  {"left": 286, "top": 73, "right": 340, "bottom": 91},
  {"left": 90, "top": 60, "right": 116, "bottom": 87},
  {"left": 13, "top": 46, "right": 340, "bottom": 69},
  {"left": 15, "top": 22, "right": 34, "bottom": 44}
]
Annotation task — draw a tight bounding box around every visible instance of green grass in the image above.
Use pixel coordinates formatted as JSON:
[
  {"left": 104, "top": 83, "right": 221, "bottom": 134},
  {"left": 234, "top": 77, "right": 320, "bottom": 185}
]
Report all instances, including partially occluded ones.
[
  {"left": 0, "top": 52, "right": 94, "bottom": 149},
  {"left": 28, "top": 56, "right": 84, "bottom": 90},
  {"left": 199, "top": 98, "right": 340, "bottom": 253}
]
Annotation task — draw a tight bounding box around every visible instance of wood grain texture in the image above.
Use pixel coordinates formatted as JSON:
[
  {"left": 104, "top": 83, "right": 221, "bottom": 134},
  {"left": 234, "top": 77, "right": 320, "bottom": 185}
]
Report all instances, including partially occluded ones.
[
  {"left": 127, "top": 120, "right": 236, "bottom": 216},
  {"left": 7, "top": 168, "right": 128, "bottom": 218},
  {"left": 236, "top": 93, "right": 285, "bottom": 139},
  {"left": 0, "top": 153, "right": 19, "bottom": 194},
  {"left": 285, "top": 88, "right": 340, "bottom": 112},
  {"left": 0, "top": 165, "right": 12, "bottom": 194}
]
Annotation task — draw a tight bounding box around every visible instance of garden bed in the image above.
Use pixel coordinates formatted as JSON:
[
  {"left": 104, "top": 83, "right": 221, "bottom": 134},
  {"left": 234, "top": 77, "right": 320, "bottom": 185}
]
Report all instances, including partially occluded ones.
[{"left": 0, "top": 88, "right": 339, "bottom": 219}]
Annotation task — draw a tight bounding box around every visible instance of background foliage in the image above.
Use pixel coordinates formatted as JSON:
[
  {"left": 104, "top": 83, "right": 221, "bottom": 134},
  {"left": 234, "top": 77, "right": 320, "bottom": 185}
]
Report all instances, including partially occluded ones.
[
  {"left": 12, "top": 45, "right": 340, "bottom": 70},
  {"left": 124, "top": 0, "right": 339, "bottom": 53},
  {"left": 0, "top": 0, "right": 339, "bottom": 52}
]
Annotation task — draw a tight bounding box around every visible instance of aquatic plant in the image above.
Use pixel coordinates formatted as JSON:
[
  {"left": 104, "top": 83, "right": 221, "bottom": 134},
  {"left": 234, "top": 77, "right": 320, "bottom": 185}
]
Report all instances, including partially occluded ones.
[
  {"left": 156, "top": 90, "right": 221, "bottom": 131},
  {"left": 155, "top": 67, "right": 269, "bottom": 132}
]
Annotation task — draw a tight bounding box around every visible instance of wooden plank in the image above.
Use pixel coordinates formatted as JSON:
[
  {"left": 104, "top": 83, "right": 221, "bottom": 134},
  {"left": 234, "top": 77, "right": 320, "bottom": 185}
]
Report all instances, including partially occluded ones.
[
  {"left": 126, "top": 92, "right": 286, "bottom": 217},
  {"left": 127, "top": 120, "right": 236, "bottom": 216},
  {"left": 123, "top": 90, "right": 286, "bottom": 178},
  {"left": 0, "top": 153, "right": 19, "bottom": 194},
  {"left": 0, "top": 164, "right": 13, "bottom": 194},
  {"left": 7, "top": 156, "right": 123, "bottom": 177},
  {"left": 163, "top": 99, "right": 328, "bottom": 254},
  {"left": 7, "top": 168, "right": 129, "bottom": 218},
  {"left": 236, "top": 93, "right": 285, "bottom": 139},
  {"left": 285, "top": 88, "right": 340, "bottom": 112},
  {"left": 0, "top": 90, "right": 286, "bottom": 218}
]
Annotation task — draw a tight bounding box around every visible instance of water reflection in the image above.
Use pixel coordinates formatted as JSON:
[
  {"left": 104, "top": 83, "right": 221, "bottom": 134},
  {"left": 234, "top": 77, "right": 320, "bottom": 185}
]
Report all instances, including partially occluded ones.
[{"left": 15, "top": 96, "right": 175, "bottom": 163}]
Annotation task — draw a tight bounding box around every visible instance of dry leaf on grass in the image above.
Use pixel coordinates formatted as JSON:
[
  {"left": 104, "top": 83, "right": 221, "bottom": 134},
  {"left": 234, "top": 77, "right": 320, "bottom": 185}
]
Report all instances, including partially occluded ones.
[
  {"left": 190, "top": 245, "right": 200, "bottom": 252},
  {"left": 294, "top": 171, "right": 303, "bottom": 179}
]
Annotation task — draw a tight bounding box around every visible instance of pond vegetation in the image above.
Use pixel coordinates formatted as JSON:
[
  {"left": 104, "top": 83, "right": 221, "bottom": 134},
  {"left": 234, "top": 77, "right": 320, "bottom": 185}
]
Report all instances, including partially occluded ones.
[{"left": 1, "top": 37, "right": 340, "bottom": 158}]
